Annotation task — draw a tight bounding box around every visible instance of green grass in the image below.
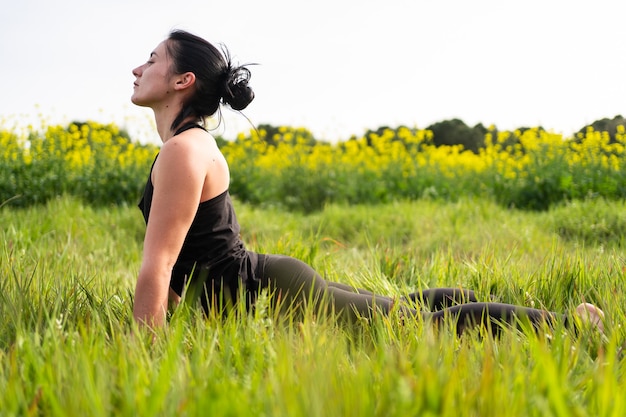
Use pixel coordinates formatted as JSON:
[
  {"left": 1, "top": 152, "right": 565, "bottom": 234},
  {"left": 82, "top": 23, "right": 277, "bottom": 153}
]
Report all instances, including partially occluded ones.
[{"left": 1, "top": 196, "right": 625, "bottom": 416}]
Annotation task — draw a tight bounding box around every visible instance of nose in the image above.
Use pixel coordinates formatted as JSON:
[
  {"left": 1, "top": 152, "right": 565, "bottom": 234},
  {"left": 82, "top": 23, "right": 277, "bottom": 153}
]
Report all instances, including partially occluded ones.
[{"left": 132, "top": 65, "right": 142, "bottom": 77}]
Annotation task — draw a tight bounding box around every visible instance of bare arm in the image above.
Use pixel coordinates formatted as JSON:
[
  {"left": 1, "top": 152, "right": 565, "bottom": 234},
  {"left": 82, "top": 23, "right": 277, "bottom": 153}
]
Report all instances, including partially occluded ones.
[{"left": 133, "top": 137, "right": 204, "bottom": 327}]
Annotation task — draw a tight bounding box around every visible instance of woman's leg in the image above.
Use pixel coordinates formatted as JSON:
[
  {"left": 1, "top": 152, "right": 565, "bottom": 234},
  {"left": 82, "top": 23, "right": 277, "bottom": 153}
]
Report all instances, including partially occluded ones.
[
  {"left": 428, "top": 302, "right": 565, "bottom": 335},
  {"left": 325, "top": 279, "right": 481, "bottom": 313},
  {"left": 325, "top": 283, "right": 480, "bottom": 311},
  {"left": 257, "top": 255, "right": 536, "bottom": 330},
  {"left": 258, "top": 255, "right": 401, "bottom": 321},
  {"left": 406, "top": 288, "right": 479, "bottom": 311},
  {"left": 325, "top": 280, "right": 378, "bottom": 296},
  {"left": 256, "top": 255, "right": 603, "bottom": 334}
]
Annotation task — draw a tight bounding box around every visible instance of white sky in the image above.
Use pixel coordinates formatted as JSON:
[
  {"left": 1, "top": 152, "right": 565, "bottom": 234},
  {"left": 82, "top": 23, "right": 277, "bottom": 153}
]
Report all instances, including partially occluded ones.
[{"left": 1, "top": 0, "right": 624, "bottom": 143}]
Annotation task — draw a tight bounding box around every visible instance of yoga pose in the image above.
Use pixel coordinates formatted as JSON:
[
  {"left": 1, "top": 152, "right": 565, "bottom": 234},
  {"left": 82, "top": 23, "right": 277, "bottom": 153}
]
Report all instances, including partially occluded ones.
[{"left": 131, "top": 29, "right": 604, "bottom": 334}]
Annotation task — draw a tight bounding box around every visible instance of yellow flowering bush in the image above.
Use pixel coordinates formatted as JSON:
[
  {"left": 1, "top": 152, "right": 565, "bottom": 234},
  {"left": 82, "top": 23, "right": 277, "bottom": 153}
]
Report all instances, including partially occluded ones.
[
  {"left": 224, "top": 125, "right": 626, "bottom": 211},
  {"left": 1, "top": 120, "right": 624, "bottom": 211},
  {"left": 0, "top": 121, "right": 158, "bottom": 207}
]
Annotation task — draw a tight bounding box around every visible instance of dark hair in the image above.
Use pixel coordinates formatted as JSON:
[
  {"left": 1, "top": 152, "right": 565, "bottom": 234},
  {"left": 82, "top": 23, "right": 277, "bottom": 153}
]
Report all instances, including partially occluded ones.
[{"left": 165, "top": 30, "right": 255, "bottom": 132}]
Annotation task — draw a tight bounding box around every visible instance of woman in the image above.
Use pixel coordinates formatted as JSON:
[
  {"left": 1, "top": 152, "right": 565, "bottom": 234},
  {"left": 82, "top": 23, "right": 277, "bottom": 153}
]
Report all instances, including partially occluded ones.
[{"left": 131, "top": 29, "right": 604, "bottom": 334}]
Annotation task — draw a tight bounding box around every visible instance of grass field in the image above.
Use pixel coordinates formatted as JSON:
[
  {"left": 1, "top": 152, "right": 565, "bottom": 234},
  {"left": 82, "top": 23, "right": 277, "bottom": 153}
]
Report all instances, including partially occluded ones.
[{"left": 1, "top": 196, "right": 625, "bottom": 416}]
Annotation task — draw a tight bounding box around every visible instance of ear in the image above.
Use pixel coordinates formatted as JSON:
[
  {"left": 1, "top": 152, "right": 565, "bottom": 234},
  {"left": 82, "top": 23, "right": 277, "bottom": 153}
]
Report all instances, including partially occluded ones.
[{"left": 173, "top": 72, "right": 196, "bottom": 91}]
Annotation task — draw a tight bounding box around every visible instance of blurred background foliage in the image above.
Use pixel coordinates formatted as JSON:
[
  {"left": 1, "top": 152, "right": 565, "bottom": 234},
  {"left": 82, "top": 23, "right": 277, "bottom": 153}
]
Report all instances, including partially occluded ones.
[{"left": 1, "top": 115, "right": 624, "bottom": 212}]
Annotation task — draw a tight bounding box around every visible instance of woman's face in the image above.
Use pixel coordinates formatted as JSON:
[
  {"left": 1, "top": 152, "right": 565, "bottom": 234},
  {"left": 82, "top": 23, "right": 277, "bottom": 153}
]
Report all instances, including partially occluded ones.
[{"left": 131, "top": 41, "right": 175, "bottom": 108}]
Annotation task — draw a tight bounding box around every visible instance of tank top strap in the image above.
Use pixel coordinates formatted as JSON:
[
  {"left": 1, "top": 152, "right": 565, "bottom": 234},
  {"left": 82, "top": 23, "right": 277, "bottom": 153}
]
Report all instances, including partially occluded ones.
[{"left": 174, "top": 122, "right": 206, "bottom": 136}]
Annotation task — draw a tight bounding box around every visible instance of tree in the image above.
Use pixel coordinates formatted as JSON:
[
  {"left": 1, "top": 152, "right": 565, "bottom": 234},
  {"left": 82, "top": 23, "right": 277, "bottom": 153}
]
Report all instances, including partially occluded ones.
[
  {"left": 426, "top": 118, "right": 485, "bottom": 153},
  {"left": 576, "top": 115, "right": 625, "bottom": 143}
]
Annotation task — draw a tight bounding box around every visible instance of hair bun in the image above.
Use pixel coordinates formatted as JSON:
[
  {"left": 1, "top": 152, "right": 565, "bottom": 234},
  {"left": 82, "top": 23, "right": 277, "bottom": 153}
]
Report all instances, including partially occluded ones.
[{"left": 221, "top": 66, "right": 254, "bottom": 111}]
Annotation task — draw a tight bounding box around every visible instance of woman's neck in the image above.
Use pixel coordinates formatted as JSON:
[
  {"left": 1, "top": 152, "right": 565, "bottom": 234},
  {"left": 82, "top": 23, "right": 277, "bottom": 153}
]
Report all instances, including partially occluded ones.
[
  {"left": 154, "top": 110, "right": 199, "bottom": 143},
  {"left": 152, "top": 104, "right": 181, "bottom": 143}
]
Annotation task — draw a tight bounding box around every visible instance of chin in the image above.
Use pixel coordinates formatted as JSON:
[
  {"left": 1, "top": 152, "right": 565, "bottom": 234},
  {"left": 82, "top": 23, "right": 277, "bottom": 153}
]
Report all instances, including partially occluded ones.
[{"left": 130, "top": 96, "right": 146, "bottom": 107}]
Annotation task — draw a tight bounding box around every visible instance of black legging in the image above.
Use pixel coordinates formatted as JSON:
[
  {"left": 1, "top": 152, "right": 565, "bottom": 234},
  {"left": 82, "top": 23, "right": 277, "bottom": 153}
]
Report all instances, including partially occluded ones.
[{"left": 257, "top": 254, "right": 566, "bottom": 334}]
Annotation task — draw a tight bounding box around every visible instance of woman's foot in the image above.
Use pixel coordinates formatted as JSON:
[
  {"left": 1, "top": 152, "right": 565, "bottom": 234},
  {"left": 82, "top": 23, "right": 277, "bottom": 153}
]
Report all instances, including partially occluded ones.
[{"left": 575, "top": 303, "right": 605, "bottom": 333}]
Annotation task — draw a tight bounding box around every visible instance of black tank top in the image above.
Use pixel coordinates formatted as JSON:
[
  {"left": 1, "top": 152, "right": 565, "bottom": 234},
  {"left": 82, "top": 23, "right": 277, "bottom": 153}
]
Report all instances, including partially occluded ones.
[{"left": 137, "top": 123, "right": 259, "bottom": 296}]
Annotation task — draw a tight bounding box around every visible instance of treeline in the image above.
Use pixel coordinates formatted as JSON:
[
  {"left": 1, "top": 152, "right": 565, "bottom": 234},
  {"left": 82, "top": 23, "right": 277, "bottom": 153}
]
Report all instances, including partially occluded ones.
[{"left": 256, "top": 115, "right": 626, "bottom": 152}]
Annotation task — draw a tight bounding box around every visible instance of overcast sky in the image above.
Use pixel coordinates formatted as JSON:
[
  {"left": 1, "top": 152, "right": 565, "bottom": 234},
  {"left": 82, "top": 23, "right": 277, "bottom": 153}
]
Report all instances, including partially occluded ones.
[{"left": 1, "top": 0, "right": 624, "bottom": 143}]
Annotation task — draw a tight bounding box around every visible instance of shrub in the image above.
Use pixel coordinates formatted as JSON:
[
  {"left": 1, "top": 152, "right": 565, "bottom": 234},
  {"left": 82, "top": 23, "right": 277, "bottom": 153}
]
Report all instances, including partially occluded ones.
[
  {"left": 1, "top": 121, "right": 625, "bottom": 212},
  {"left": 0, "top": 121, "right": 158, "bottom": 207}
]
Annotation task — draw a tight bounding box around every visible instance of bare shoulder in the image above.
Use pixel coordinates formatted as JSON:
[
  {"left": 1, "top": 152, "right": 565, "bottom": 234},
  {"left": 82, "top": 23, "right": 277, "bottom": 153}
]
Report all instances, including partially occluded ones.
[
  {"left": 153, "top": 129, "right": 210, "bottom": 181},
  {"left": 153, "top": 128, "right": 228, "bottom": 200},
  {"left": 157, "top": 129, "right": 220, "bottom": 170},
  {"left": 162, "top": 128, "right": 215, "bottom": 158}
]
